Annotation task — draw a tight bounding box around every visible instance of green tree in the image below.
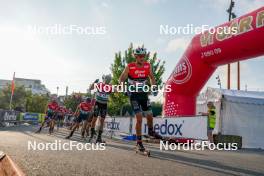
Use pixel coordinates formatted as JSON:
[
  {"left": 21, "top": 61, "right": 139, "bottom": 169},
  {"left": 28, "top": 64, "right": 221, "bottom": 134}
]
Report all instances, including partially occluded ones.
[
  {"left": 109, "top": 43, "right": 165, "bottom": 116},
  {"left": 0, "top": 84, "right": 30, "bottom": 110},
  {"left": 64, "top": 93, "right": 83, "bottom": 112},
  {"left": 26, "top": 94, "right": 49, "bottom": 113},
  {"left": 0, "top": 84, "right": 50, "bottom": 113}
]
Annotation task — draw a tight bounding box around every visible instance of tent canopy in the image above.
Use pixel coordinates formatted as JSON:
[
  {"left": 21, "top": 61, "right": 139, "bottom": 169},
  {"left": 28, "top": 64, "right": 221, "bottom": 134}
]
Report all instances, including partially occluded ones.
[{"left": 197, "top": 87, "right": 264, "bottom": 149}]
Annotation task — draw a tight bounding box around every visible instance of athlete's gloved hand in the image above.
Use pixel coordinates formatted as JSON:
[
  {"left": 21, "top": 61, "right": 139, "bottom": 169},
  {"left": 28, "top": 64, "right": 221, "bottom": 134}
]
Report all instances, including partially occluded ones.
[
  {"left": 124, "top": 91, "right": 131, "bottom": 97},
  {"left": 152, "top": 86, "right": 158, "bottom": 96},
  {"left": 152, "top": 91, "right": 158, "bottom": 96}
]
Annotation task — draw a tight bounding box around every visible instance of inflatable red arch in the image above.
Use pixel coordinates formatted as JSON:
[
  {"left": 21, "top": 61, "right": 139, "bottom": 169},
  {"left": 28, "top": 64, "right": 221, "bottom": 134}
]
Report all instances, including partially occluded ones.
[{"left": 164, "top": 7, "right": 264, "bottom": 116}]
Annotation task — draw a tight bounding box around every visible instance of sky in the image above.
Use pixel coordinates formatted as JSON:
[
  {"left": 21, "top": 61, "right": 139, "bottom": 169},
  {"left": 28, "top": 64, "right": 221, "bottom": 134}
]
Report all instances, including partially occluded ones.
[{"left": 0, "top": 0, "right": 264, "bottom": 99}]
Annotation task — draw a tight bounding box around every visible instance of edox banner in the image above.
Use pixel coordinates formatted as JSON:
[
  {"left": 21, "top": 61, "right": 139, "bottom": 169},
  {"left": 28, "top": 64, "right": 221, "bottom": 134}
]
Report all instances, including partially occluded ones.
[{"left": 104, "top": 116, "right": 207, "bottom": 140}]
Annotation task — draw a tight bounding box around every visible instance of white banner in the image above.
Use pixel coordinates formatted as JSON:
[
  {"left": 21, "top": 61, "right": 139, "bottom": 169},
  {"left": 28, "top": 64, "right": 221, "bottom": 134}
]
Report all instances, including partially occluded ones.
[
  {"left": 103, "top": 116, "right": 208, "bottom": 140},
  {"left": 133, "top": 116, "right": 207, "bottom": 139},
  {"left": 103, "top": 117, "right": 131, "bottom": 134}
]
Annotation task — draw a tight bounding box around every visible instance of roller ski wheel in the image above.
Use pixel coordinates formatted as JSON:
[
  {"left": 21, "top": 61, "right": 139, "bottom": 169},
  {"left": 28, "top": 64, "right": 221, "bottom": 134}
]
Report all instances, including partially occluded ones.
[
  {"left": 65, "top": 135, "right": 71, "bottom": 139},
  {"left": 87, "top": 136, "right": 96, "bottom": 143},
  {"left": 135, "top": 143, "right": 150, "bottom": 157},
  {"left": 81, "top": 132, "right": 86, "bottom": 140},
  {"left": 135, "top": 147, "right": 150, "bottom": 157},
  {"left": 49, "top": 128, "right": 54, "bottom": 135},
  {"left": 81, "top": 136, "right": 86, "bottom": 141},
  {"left": 96, "top": 137, "right": 106, "bottom": 144}
]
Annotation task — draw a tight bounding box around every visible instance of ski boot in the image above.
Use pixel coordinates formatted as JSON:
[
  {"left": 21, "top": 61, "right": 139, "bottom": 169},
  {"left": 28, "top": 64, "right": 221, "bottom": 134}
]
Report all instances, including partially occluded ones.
[
  {"left": 136, "top": 142, "right": 145, "bottom": 152},
  {"left": 88, "top": 128, "right": 96, "bottom": 143},
  {"left": 148, "top": 128, "right": 163, "bottom": 140},
  {"left": 35, "top": 127, "right": 42, "bottom": 133},
  {"left": 66, "top": 131, "right": 74, "bottom": 139},
  {"left": 95, "top": 130, "right": 105, "bottom": 143},
  {"left": 81, "top": 130, "right": 85, "bottom": 139},
  {"left": 135, "top": 142, "right": 150, "bottom": 156},
  {"left": 49, "top": 127, "right": 54, "bottom": 135}
]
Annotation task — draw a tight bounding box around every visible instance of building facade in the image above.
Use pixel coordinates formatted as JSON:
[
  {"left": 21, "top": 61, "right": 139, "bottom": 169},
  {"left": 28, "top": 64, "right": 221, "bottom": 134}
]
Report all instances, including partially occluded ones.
[{"left": 0, "top": 78, "right": 50, "bottom": 95}]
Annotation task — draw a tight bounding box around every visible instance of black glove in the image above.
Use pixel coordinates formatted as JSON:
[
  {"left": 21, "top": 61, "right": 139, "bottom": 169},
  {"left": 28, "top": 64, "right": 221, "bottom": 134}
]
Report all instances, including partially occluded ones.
[
  {"left": 94, "top": 79, "right": 99, "bottom": 83},
  {"left": 152, "top": 86, "right": 158, "bottom": 96}
]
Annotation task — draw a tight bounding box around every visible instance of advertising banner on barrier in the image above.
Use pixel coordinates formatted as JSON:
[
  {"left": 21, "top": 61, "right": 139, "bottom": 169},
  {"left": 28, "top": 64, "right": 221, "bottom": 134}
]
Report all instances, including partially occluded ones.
[
  {"left": 20, "top": 113, "right": 45, "bottom": 123},
  {"left": 0, "top": 110, "right": 19, "bottom": 122},
  {"left": 133, "top": 116, "right": 208, "bottom": 140},
  {"left": 22, "top": 113, "right": 39, "bottom": 121},
  {"left": 103, "top": 116, "right": 207, "bottom": 140},
  {"left": 104, "top": 117, "right": 131, "bottom": 134}
]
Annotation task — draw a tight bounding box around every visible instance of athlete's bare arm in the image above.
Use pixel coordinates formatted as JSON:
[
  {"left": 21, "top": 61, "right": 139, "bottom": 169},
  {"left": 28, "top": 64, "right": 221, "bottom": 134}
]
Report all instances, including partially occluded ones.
[
  {"left": 148, "top": 65, "right": 156, "bottom": 86},
  {"left": 89, "top": 78, "right": 100, "bottom": 91},
  {"left": 74, "top": 105, "right": 80, "bottom": 116},
  {"left": 89, "top": 83, "right": 95, "bottom": 91},
  {"left": 45, "top": 105, "right": 48, "bottom": 114},
  {"left": 119, "top": 66, "right": 129, "bottom": 83}
]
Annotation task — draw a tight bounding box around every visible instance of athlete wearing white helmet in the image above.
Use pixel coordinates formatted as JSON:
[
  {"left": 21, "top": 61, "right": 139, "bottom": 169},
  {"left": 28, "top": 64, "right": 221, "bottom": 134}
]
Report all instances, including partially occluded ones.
[
  {"left": 88, "top": 74, "right": 113, "bottom": 143},
  {"left": 119, "top": 46, "right": 162, "bottom": 152}
]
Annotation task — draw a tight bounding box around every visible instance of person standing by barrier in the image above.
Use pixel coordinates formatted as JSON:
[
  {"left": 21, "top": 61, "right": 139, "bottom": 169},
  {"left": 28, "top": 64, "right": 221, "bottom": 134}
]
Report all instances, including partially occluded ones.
[
  {"left": 36, "top": 98, "right": 59, "bottom": 133},
  {"left": 200, "top": 101, "right": 216, "bottom": 143},
  {"left": 66, "top": 97, "right": 94, "bottom": 139},
  {"left": 119, "top": 46, "right": 162, "bottom": 152}
]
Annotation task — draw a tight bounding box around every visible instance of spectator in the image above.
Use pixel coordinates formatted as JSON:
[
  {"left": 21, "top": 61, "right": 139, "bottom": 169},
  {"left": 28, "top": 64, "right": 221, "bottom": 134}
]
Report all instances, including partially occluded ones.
[{"left": 200, "top": 101, "right": 216, "bottom": 143}]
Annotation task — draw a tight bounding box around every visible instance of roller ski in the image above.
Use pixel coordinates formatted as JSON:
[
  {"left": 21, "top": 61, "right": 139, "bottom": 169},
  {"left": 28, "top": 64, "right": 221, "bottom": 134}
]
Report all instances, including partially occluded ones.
[
  {"left": 87, "top": 128, "right": 97, "bottom": 143},
  {"left": 135, "top": 143, "right": 150, "bottom": 157},
  {"left": 49, "top": 127, "right": 54, "bottom": 135},
  {"left": 148, "top": 129, "right": 163, "bottom": 140},
  {"left": 95, "top": 130, "right": 106, "bottom": 144},
  {"left": 65, "top": 130, "right": 74, "bottom": 139},
  {"left": 81, "top": 131, "right": 89, "bottom": 141},
  {"left": 144, "top": 130, "right": 164, "bottom": 143},
  {"left": 35, "top": 127, "right": 41, "bottom": 133},
  {"left": 95, "top": 136, "right": 106, "bottom": 144}
]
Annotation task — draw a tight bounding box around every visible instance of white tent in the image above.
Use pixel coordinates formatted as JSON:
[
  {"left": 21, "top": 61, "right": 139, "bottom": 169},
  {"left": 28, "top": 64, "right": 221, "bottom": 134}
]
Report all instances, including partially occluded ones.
[{"left": 197, "top": 87, "right": 264, "bottom": 149}]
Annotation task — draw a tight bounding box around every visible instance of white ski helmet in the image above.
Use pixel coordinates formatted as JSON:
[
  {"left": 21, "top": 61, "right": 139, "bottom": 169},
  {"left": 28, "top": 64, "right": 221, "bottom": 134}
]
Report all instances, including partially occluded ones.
[{"left": 102, "top": 74, "right": 112, "bottom": 84}]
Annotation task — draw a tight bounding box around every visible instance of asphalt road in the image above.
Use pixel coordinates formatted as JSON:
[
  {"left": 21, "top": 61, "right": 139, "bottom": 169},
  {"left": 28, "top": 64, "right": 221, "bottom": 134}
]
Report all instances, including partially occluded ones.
[{"left": 0, "top": 124, "right": 264, "bottom": 176}]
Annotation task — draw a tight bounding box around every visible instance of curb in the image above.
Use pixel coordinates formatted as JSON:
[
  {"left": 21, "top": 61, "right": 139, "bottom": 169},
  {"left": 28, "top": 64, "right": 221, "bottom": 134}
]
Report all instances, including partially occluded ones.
[{"left": 0, "top": 151, "right": 25, "bottom": 176}]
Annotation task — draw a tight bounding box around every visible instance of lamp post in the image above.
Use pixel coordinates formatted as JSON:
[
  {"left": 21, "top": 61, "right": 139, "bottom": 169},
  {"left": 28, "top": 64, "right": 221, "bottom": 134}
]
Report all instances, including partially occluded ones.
[
  {"left": 56, "top": 86, "right": 59, "bottom": 97},
  {"left": 216, "top": 75, "right": 222, "bottom": 89},
  {"left": 226, "top": 0, "right": 237, "bottom": 89}
]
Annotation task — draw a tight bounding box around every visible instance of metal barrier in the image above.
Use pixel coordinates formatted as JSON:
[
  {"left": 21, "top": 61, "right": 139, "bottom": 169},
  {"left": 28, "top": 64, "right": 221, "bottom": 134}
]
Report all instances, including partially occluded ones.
[
  {"left": 0, "top": 110, "right": 45, "bottom": 127},
  {"left": 0, "top": 110, "right": 20, "bottom": 127}
]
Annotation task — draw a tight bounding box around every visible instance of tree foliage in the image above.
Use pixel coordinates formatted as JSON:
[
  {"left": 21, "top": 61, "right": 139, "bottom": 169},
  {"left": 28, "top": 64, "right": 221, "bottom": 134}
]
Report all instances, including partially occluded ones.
[
  {"left": 0, "top": 84, "right": 29, "bottom": 110},
  {"left": 64, "top": 94, "right": 82, "bottom": 112},
  {"left": 63, "top": 92, "right": 92, "bottom": 112},
  {"left": 109, "top": 43, "right": 165, "bottom": 116},
  {"left": 0, "top": 84, "right": 49, "bottom": 113},
  {"left": 26, "top": 94, "right": 49, "bottom": 113}
]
